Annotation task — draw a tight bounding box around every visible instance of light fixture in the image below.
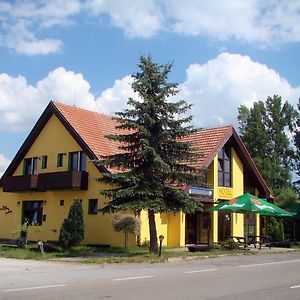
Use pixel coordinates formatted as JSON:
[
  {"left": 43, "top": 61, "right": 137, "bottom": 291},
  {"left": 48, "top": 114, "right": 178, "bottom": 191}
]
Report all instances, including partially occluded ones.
[{"left": 159, "top": 235, "right": 164, "bottom": 257}]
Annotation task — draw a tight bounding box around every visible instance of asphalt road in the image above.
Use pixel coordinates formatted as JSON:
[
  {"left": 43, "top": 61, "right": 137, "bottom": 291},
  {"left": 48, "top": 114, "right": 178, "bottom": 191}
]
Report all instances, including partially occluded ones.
[{"left": 1, "top": 252, "right": 300, "bottom": 300}]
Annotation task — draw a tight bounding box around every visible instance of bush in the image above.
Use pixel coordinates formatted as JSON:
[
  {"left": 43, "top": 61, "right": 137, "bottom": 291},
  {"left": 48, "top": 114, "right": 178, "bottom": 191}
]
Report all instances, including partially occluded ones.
[
  {"left": 141, "top": 239, "right": 150, "bottom": 248},
  {"left": 59, "top": 199, "right": 85, "bottom": 250},
  {"left": 221, "top": 238, "right": 239, "bottom": 250},
  {"left": 112, "top": 214, "right": 141, "bottom": 248},
  {"left": 267, "top": 217, "right": 284, "bottom": 242}
]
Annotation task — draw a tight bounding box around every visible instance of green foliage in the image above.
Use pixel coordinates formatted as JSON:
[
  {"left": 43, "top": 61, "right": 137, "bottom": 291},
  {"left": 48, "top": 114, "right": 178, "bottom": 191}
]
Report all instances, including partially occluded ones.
[
  {"left": 112, "top": 214, "right": 141, "bottom": 235},
  {"left": 112, "top": 214, "right": 141, "bottom": 248},
  {"left": 267, "top": 218, "right": 284, "bottom": 242},
  {"left": 96, "top": 56, "right": 202, "bottom": 253},
  {"left": 238, "top": 95, "right": 297, "bottom": 197},
  {"left": 293, "top": 99, "right": 300, "bottom": 194},
  {"left": 277, "top": 187, "right": 298, "bottom": 208},
  {"left": 221, "top": 238, "right": 239, "bottom": 250},
  {"left": 59, "top": 199, "right": 85, "bottom": 250},
  {"left": 141, "top": 239, "right": 151, "bottom": 248}
]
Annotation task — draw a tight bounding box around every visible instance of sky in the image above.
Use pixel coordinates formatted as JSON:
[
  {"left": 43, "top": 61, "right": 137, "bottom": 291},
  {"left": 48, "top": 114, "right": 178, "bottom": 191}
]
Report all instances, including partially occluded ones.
[{"left": 1, "top": 0, "right": 300, "bottom": 176}]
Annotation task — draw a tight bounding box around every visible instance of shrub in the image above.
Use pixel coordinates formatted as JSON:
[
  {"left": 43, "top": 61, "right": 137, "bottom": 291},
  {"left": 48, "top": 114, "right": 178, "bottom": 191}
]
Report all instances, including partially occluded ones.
[
  {"left": 59, "top": 199, "right": 85, "bottom": 250},
  {"left": 221, "top": 238, "right": 239, "bottom": 250},
  {"left": 112, "top": 214, "right": 141, "bottom": 248},
  {"left": 267, "top": 217, "right": 284, "bottom": 242}
]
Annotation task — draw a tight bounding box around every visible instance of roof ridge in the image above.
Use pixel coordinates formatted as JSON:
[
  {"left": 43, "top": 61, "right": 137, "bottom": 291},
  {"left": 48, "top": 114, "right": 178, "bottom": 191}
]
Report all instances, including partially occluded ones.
[
  {"left": 52, "top": 100, "right": 114, "bottom": 119},
  {"left": 198, "top": 124, "right": 233, "bottom": 131}
]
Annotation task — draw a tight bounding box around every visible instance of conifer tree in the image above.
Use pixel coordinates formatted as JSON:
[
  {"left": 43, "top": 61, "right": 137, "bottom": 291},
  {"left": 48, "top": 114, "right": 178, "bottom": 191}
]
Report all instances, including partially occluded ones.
[
  {"left": 59, "top": 199, "right": 85, "bottom": 250},
  {"left": 97, "top": 56, "right": 202, "bottom": 253}
]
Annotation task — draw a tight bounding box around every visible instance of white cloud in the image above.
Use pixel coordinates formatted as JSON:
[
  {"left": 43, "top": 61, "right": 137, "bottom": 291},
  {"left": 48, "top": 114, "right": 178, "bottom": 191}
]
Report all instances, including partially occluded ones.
[
  {"left": 0, "top": 53, "right": 299, "bottom": 132},
  {"left": 0, "top": 0, "right": 81, "bottom": 55},
  {"left": 0, "top": 67, "right": 92, "bottom": 131},
  {"left": 95, "top": 75, "right": 135, "bottom": 113},
  {"left": 179, "top": 53, "right": 300, "bottom": 128},
  {"left": 5, "top": 21, "right": 63, "bottom": 55},
  {"left": 0, "top": 154, "right": 10, "bottom": 177},
  {"left": 0, "top": 67, "right": 133, "bottom": 131},
  {"left": 164, "top": 1, "right": 300, "bottom": 46},
  {"left": 1, "top": 0, "right": 300, "bottom": 54},
  {"left": 87, "top": 0, "right": 162, "bottom": 38},
  {"left": 86, "top": 1, "right": 300, "bottom": 45}
]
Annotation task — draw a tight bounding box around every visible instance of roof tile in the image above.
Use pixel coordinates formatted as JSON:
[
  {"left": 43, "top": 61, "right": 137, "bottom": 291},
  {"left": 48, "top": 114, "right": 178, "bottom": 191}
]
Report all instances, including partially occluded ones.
[{"left": 53, "top": 101, "right": 233, "bottom": 170}]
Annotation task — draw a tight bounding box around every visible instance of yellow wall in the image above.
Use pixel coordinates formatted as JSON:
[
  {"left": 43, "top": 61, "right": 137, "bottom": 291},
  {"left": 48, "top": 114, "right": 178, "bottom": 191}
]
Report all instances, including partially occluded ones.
[
  {"left": 167, "top": 212, "right": 185, "bottom": 246},
  {"left": 0, "top": 115, "right": 135, "bottom": 247},
  {"left": 0, "top": 116, "right": 264, "bottom": 248},
  {"left": 208, "top": 148, "right": 245, "bottom": 243},
  {"left": 231, "top": 148, "right": 244, "bottom": 237},
  {"left": 139, "top": 210, "right": 168, "bottom": 246}
]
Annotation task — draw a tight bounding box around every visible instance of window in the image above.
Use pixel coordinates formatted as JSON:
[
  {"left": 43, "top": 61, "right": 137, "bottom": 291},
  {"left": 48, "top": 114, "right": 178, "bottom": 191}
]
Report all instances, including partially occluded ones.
[
  {"left": 60, "top": 200, "right": 64, "bottom": 206},
  {"left": 23, "top": 157, "right": 38, "bottom": 175},
  {"left": 69, "top": 151, "right": 86, "bottom": 171},
  {"left": 88, "top": 199, "right": 98, "bottom": 214},
  {"left": 57, "top": 153, "right": 64, "bottom": 167},
  {"left": 41, "top": 156, "right": 48, "bottom": 169},
  {"left": 218, "top": 146, "right": 231, "bottom": 187},
  {"left": 22, "top": 201, "right": 43, "bottom": 225}
]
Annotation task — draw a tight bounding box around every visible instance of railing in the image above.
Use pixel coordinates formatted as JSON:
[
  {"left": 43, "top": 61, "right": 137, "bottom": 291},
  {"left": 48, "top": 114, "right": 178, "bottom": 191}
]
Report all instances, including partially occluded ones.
[
  {"left": 38, "top": 171, "right": 88, "bottom": 190},
  {"left": 3, "top": 175, "right": 38, "bottom": 192},
  {"left": 2, "top": 171, "right": 88, "bottom": 192}
]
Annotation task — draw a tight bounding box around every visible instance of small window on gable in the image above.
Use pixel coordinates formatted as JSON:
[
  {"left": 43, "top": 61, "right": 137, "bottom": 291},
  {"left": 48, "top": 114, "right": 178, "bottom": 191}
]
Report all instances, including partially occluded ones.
[
  {"left": 60, "top": 200, "right": 64, "bottom": 206},
  {"left": 218, "top": 145, "right": 231, "bottom": 187},
  {"left": 57, "top": 153, "right": 64, "bottom": 167},
  {"left": 41, "top": 156, "right": 48, "bottom": 169},
  {"left": 88, "top": 199, "right": 98, "bottom": 215}
]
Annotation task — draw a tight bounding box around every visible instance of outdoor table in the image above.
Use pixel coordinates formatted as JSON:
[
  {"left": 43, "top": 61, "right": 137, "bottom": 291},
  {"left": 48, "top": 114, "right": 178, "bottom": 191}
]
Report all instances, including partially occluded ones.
[{"left": 229, "top": 236, "right": 271, "bottom": 249}]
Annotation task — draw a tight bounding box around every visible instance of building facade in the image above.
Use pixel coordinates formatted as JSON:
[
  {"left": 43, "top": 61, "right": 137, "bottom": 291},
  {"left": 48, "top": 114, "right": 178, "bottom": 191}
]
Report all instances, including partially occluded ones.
[{"left": 0, "top": 101, "right": 271, "bottom": 247}]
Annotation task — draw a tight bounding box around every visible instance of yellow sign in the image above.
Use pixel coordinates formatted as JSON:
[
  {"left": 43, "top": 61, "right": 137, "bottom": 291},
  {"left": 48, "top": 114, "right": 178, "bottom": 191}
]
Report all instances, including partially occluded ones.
[{"left": 218, "top": 187, "right": 233, "bottom": 199}]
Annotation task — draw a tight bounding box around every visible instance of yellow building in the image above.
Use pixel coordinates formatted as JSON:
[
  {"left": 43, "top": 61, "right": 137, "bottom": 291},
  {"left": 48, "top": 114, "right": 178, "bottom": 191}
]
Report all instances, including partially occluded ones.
[{"left": 0, "top": 101, "right": 271, "bottom": 247}]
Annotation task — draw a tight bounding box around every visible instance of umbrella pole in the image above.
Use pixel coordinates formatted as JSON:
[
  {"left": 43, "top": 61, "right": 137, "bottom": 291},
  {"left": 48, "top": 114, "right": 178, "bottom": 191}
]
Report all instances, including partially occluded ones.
[{"left": 245, "top": 214, "right": 248, "bottom": 249}]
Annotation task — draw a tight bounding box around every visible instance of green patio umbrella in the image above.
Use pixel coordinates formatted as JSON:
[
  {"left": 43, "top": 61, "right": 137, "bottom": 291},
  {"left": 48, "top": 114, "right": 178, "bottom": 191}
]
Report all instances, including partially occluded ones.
[
  {"left": 207, "top": 193, "right": 294, "bottom": 247},
  {"left": 207, "top": 193, "right": 294, "bottom": 217}
]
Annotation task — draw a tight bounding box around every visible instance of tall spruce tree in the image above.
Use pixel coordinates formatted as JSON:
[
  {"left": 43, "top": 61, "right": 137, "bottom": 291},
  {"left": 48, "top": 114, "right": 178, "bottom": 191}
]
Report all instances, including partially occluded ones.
[
  {"left": 97, "top": 56, "right": 202, "bottom": 253},
  {"left": 238, "top": 95, "right": 297, "bottom": 197}
]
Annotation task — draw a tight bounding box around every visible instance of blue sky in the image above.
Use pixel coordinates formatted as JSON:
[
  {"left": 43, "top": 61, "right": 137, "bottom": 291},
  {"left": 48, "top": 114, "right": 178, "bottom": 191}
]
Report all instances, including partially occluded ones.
[{"left": 1, "top": 0, "right": 300, "bottom": 175}]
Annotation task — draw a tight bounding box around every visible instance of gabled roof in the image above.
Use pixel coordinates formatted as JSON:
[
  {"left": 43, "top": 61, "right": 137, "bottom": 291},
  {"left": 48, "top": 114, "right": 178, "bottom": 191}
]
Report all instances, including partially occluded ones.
[
  {"left": 182, "top": 125, "right": 233, "bottom": 170},
  {"left": 0, "top": 101, "right": 271, "bottom": 197}
]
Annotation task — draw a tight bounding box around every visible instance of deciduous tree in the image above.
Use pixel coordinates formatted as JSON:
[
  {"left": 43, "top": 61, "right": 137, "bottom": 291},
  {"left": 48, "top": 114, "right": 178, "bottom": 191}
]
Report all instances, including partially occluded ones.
[{"left": 238, "top": 95, "right": 297, "bottom": 196}]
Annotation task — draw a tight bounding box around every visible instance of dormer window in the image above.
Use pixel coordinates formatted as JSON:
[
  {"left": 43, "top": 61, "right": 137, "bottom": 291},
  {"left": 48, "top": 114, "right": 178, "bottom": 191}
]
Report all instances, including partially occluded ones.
[
  {"left": 23, "top": 157, "right": 38, "bottom": 175},
  {"left": 69, "top": 151, "right": 86, "bottom": 171},
  {"left": 218, "top": 145, "right": 231, "bottom": 187}
]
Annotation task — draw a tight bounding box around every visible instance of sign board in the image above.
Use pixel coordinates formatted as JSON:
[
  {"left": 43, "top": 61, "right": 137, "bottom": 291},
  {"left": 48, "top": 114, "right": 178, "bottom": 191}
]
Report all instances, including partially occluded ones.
[
  {"left": 218, "top": 187, "right": 233, "bottom": 199},
  {"left": 189, "top": 187, "right": 213, "bottom": 197}
]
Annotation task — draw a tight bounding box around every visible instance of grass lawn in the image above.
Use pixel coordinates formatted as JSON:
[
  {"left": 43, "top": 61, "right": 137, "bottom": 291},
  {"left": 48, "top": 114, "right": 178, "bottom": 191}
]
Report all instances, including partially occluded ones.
[{"left": 0, "top": 243, "right": 250, "bottom": 264}]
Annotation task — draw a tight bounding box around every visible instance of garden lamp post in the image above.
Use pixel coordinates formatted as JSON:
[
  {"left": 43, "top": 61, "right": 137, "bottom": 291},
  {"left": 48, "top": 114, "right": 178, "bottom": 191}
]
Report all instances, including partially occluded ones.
[{"left": 159, "top": 235, "right": 164, "bottom": 257}]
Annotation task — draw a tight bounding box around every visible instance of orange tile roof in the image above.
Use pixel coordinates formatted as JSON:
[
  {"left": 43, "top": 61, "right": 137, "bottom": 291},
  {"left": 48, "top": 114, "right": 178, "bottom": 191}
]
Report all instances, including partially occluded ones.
[
  {"left": 183, "top": 125, "right": 233, "bottom": 169},
  {"left": 53, "top": 101, "right": 126, "bottom": 159},
  {"left": 53, "top": 101, "right": 233, "bottom": 169}
]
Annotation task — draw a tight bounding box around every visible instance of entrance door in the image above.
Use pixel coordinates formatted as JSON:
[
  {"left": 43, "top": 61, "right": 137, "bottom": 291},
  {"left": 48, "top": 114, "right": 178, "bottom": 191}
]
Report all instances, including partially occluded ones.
[
  {"left": 218, "top": 212, "right": 232, "bottom": 242},
  {"left": 185, "top": 214, "right": 197, "bottom": 244}
]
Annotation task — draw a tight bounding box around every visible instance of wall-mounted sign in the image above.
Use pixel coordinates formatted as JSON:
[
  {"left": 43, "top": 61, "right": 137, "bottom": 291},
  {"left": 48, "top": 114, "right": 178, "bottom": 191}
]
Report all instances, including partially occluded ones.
[
  {"left": 189, "top": 187, "right": 213, "bottom": 198},
  {"left": 218, "top": 187, "right": 233, "bottom": 199}
]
